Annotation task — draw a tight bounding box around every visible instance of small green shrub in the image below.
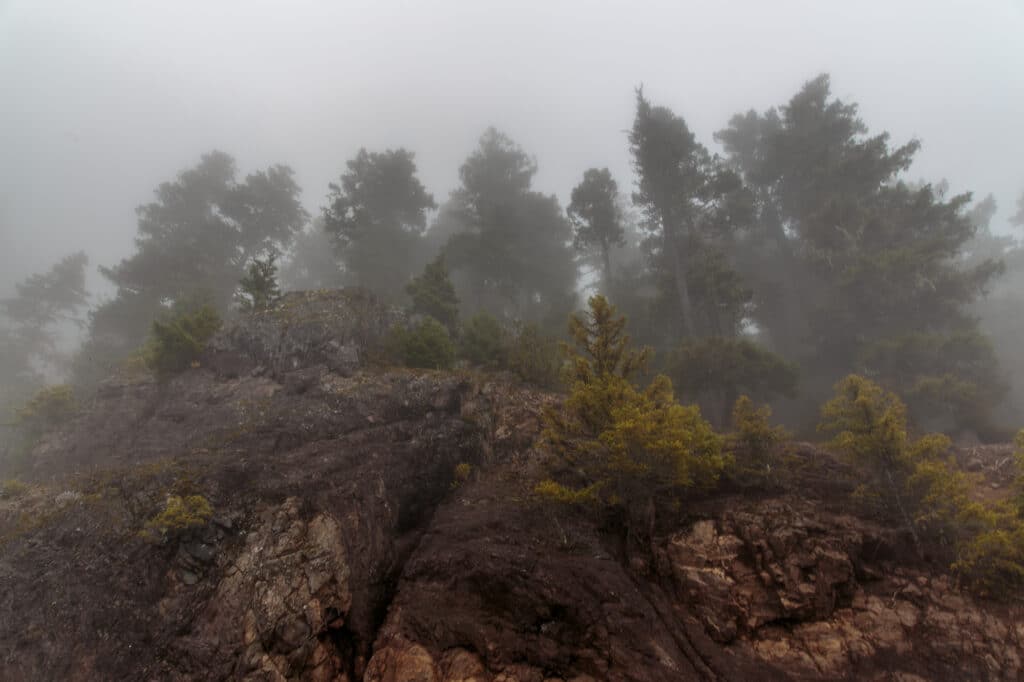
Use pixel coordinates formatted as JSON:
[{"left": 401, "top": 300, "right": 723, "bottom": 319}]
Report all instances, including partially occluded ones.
[
  {"left": 818, "top": 374, "right": 912, "bottom": 470},
  {"left": 451, "top": 461, "right": 473, "bottom": 489},
  {"left": 1, "top": 479, "right": 29, "bottom": 499},
  {"left": 951, "top": 502, "right": 1024, "bottom": 597},
  {"left": 143, "top": 494, "right": 213, "bottom": 540},
  {"left": 730, "top": 395, "right": 788, "bottom": 465},
  {"left": 145, "top": 304, "right": 222, "bottom": 377},
  {"left": 534, "top": 478, "right": 600, "bottom": 506},
  {"left": 818, "top": 375, "right": 950, "bottom": 530},
  {"left": 460, "top": 312, "right": 508, "bottom": 368},
  {"left": 5, "top": 385, "right": 78, "bottom": 473},
  {"left": 508, "top": 322, "right": 562, "bottom": 388},
  {"left": 393, "top": 317, "right": 456, "bottom": 370},
  {"left": 727, "top": 395, "right": 790, "bottom": 486},
  {"left": 16, "top": 384, "right": 77, "bottom": 440},
  {"left": 406, "top": 255, "right": 459, "bottom": 332},
  {"left": 819, "top": 375, "right": 1024, "bottom": 598},
  {"left": 538, "top": 296, "right": 726, "bottom": 517},
  {"left": 905, "top": 456, "right": 975, "bottom": 538}
]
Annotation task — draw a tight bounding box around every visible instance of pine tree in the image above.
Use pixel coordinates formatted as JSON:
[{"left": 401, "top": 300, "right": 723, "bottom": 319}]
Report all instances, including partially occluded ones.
[
  {"left": 75, "top": 152, "right": 306, "bottom": 387},
  {"left": 439, "top": 128, "right": 577, "bottom": 327},
  {"left": 323, "top": 148, "right": 436, "bottom": 302},
  {"left": 629, "top": 89, "right": 753, "bottom": 340},
  {"left": 539, "top": 296, "right": 725, "bottom": 521},
  {"left": 718, "top": 75, "right": 1004, "bottom": 434},
  {"left": 568, "top": 168, "right": 626, "bottom": 288},
  {"left": 236, "top": 253, "right": 282, "bottom": 312},
  {"left": 406, "top": 254, "right": 459, "bottom": 332},
  {"left": 0, "top": 252, "right": 88, "bottom": 424}
]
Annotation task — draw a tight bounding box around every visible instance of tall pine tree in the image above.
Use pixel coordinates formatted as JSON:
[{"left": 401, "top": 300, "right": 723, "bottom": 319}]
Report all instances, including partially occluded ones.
[
  {"left": 717, "top": 75, "right": 1004, "bottom": 435},
  {"left": 323, "top": 148, "right": 436, "bottom": 303}
]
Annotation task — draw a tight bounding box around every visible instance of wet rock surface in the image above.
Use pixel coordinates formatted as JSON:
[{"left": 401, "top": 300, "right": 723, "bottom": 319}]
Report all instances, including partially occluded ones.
[{"left": 1, "top": 289, "right": 1020, "bottom": 681}]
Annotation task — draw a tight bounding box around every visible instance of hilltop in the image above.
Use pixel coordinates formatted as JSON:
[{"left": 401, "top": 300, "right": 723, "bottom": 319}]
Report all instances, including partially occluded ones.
[{"left": 1, "top": 290, "right": 1021, "bottom": 681}]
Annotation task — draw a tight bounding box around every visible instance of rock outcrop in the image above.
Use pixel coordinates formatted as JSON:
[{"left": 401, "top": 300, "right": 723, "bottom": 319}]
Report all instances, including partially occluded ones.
[{"left": 0, "top": 289, "right": 1020, "bottom": 681}]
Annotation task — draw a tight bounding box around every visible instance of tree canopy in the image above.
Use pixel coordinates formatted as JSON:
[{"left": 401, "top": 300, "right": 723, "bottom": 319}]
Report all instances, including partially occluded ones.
[
  {"left": 74, "top": 152, "right": 306, "bottom": 386},
  {"left": 716, "top": 74, "right": 1004, "bottom": 435},
  {"left": 42, "top": 75, "right": 1022, "bottom": 442},
  {"left": 0, "top": 252, "right": 89, "bottom": 417},
  {"left": 323, "top": 148, "right": 436, "bottom": 302},
  {"left": 441, "top": 128, "right": 577, "bottom": 328},
  {"left": 568, "top": 168, "right": 626, "bottom": 287}
]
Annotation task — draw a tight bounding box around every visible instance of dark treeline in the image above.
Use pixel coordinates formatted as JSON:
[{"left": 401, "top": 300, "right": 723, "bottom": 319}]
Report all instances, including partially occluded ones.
[{"left": 3, "top": 74, "right": 1023, "bottom": 442}]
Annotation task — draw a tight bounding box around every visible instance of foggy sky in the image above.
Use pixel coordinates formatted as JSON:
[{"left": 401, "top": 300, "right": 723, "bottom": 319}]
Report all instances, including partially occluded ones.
[{"left": 2, "top": 0, "right": 1022, "bottom": 300}]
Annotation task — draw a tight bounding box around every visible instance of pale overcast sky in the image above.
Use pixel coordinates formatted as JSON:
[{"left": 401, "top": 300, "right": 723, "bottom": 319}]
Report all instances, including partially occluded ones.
[{"left": 1, "top": 0, "right": 1022, "bottom": 296}]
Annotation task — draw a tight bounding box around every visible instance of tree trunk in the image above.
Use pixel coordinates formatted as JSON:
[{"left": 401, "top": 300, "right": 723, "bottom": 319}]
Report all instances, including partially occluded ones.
[
  {"left": 601, "top": 244, "right": 613, "bottom": 294},
  {"left": 765, "top": 200, "right": 802, "bottom": 352},
  {"left": 885, "top": 467, "right": 923, "bottom": 560},
  {"left": 625, "top": 496, "right": 658, "bottom": 564},
  {"left": 662, "top": 214, "right": 695, "bottom": 339}
]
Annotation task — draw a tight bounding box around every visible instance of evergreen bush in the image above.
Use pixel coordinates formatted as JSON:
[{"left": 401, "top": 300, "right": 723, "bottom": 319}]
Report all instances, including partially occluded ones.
[{"left": 145, "top": 305, "right": 222, "bottom": 378}]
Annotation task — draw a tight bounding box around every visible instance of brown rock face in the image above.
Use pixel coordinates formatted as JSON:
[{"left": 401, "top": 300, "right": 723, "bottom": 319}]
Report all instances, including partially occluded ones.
[{"left": 0, "top": 289, "right": 1020, "bottom": 681}]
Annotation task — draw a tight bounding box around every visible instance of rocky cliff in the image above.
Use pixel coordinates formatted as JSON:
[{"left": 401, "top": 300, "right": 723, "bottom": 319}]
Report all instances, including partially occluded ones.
[{"left": 1, "top": 290, "right": 1021, "bottom": 681}]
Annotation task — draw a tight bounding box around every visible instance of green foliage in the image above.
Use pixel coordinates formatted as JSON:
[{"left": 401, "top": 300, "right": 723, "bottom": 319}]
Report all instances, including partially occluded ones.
[
  {"left": 236, "top": 253, "right": 282, "bottom": 312},
  {"left": 819, "top": 375, "right": 1024, "bottom": 598},
  {"left": 818, "top": 374, "right": 946, "bottom": 553},
  {"left": 459, "top": 312, "right": 508, "bottom": 368},
  {"left": 441, "top": 128, "right": 577, "bottom": 325},
  {"left": 860, "top": 331, "right": 1004, "bottom": 435},
  {"left": 2, "top": 384, "right": 76, "bottom": 475},
  {"left": 145, "top": 304, "right": 222, "bottom": 378},
  {"left": 324, "top": 148, "right": 436, "bottom": 302},
  {"left": 73, "top": 153, "right": 305, "bottom": 388},
  {"left": 630, "top": 88, "right": 753, "bottom": 340},
  {"left": 143, "top": 494, "right": 213, "bottom": 540},
  {"left": 1, "top": 253, "right": 89, "bottom": 417},
  {"left": 539, "top": 296, "right": 725, "bottom": 513},
  {"left": 600, "top": 374, "right": 726, "bottom": 494},
  {"left": 16, "top": 384, "right": 77, "bottom": 440},
  {"left": 730, "top": 395, "right": 789, "bottom": 466},
  {"left": 564, "top": 294, "right": 649, "bottom": 384},
  {"left": 717, "top": 75, "right": 1003, "bottom": 434},
  {"left": 406, "top": 254, "right": 459, "bottom": 331},
  {"left": 952, "top": 507, "right": 1024, "bottom": 597},
  {"left": 110, "top": 152, "right": 307, "bottom": 310},
  {"left": 670, "top": 337, "right": 798, "bottom": 424},
  {"left": 921, "top": 429, "right": 1024, "bottom": 596},
  {"left": 507, "top": 322, "right": 562, "bottom": 388},
  {"left": 818, "top": 374, "right": 912, "bottom": 471},
  {"left": 392, "top": 317, "right": 456, "bottom": 370},
  {"left": 534, "top": 478, "right": 600, "bottom": 506},
  {"left": 451, "top": 462, "right": 472, "bottom": 489},
  {"left": 1, "top": 479, "right": 29, "bottom": 499},
  {"left": 568, "top": 167, "right": 625, "bottom": 286},
  {"left": 904, "top": 456, "right": 975, "bottom": 536}
]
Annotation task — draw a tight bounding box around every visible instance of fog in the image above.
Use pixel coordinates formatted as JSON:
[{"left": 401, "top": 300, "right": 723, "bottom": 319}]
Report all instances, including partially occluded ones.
[
  {"left": 2, "top": 0, "right": 1024, "bottom": 443},
  {"left": 2, "top": 0, "right": 1022, "bottom": 295}
]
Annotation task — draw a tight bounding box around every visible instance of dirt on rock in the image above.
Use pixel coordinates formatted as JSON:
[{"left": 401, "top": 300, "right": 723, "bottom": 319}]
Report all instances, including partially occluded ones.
[{"left": 0, "top": 290, "right": 1020, "bottom": 681}]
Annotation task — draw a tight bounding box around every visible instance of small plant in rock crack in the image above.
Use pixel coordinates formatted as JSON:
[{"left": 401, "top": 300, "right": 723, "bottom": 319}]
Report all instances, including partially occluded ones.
[
  {"left": 451, "top": 461, "right": 473, "bottom": 489},
  {"left": 141, "top": 494, "right": 213, "bottom": 542}
]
